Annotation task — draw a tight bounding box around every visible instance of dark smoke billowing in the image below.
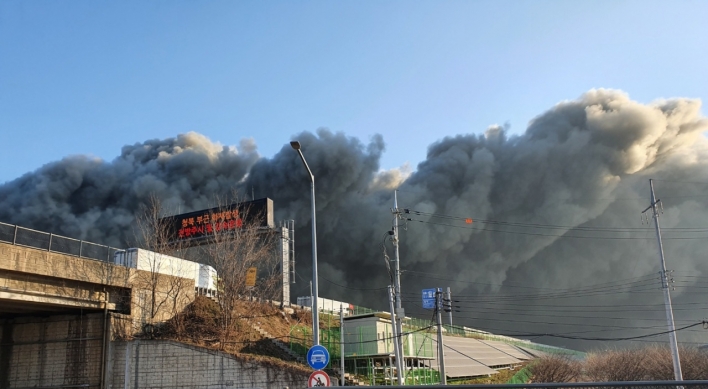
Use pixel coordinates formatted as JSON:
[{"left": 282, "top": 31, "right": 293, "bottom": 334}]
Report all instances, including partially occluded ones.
[{"left": 2, "top": 89, "right": 707, "bottom": 350}]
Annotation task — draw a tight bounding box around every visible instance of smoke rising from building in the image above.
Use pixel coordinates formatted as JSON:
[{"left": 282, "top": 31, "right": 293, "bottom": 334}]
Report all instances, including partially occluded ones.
[{"left": 1, "top": 89, "right": 707, "bottom": 349}]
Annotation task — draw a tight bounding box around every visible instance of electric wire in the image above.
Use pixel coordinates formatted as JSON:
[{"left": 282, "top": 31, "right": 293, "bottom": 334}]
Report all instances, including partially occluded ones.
[
  {"left": 408, "top": 298, "right": 702, "bottom": 324},
  {"left": 405, "top": 208, "right": 708, "bottom": 233},
  {"left": 319, "top": 274, "right": 389, "bottom": 291},
  {"left": 433, "top": 321, "right": 706, "bottom": 341},
  {"left": 402, "top": 269, "right": 659, "bottom": 291},
  {"left": 491, "top": 322, "right": 705, "bottom": 341},
  {"left": 399, "top": 291, "right": 708, "bottom": 310},
  {"left": 398, "top": 273, "right": 676, "bottom": 302},
  {"left": 402, "top": 301, "right": 703, "bottom": 323},
  {"left": 403, "top": 208, "right": 708, "bottom": 240},
  {"left": 407, "top": 218, "right": 708, "bottom": 240}
]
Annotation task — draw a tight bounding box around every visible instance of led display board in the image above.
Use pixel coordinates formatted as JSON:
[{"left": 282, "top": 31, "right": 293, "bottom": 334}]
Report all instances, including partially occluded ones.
[{"left": 160, "top": 198, "right": 274, "bottom": 247}]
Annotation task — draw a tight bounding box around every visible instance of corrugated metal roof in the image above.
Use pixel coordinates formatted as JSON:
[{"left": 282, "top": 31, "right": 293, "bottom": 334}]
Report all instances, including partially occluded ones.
[
  {"left": 445, "top": 364, "right": 499, "bottom": 378},
  {"left": 443, "top": 337, "right": 522, "bottom": 367},
  {"left": 428, "top": 336, "right": 525, "bottom": 378},
  {"left": 430, "top": 345, "right": 498, "bottom": 378},
  {"left": 481, "top": 340, "right": 532, "bottom": 360}
]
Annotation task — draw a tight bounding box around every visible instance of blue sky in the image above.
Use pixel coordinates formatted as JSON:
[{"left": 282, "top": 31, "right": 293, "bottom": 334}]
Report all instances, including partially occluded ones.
[{"left": 1, "top": 0, "right": 706, "bottom": 184}]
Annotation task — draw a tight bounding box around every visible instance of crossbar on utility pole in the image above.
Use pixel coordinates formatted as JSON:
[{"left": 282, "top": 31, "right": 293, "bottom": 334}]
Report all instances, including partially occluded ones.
[
  {"left": 445, "top": 287, "right": 453, "bottom": 326},
  {"left": 642, "top": 178, "right": 683, "bottom": 380}
]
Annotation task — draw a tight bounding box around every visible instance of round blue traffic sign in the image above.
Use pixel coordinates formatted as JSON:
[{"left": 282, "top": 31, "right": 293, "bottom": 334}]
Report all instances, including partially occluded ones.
[{"left": 306, "top": 345, "right": 330, "bottom": 370}]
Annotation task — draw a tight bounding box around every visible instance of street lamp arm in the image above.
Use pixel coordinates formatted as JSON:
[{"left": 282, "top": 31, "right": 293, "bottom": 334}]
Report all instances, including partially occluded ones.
[
  {"left": 290, "top": 141, "right": 314, "bottom": 182},
  {"left": 295, "top": 150, "right": 314, "bottom": 183}
]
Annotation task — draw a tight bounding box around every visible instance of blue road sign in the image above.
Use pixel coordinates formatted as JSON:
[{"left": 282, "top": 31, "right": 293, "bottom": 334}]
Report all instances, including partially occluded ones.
[
  {"left": 307, "top": 345, "right": 330, "bottom": 370},
  {"left": 422, "top": 288, "right": 437, "bottom": 309}
]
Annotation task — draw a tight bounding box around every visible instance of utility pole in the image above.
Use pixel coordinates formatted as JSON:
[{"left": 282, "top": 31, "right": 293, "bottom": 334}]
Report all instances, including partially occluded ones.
[
  {"left": 445, "top": 287, "right": 453, "bottom": 327},
  {"left": 391, "top": 190, "right": 406, "bottom": 380},
  {"left": 340, "top": 304, "right": 345, "bottom": 386},
  {"left": 436, "top": 288, "right": 447, "bottom": 385},
  {"left": 388, "top": 285, "right": 403, "bottom": 385},
  {"left": 642, "top": 179, "right": 683, "bottom": 380}
]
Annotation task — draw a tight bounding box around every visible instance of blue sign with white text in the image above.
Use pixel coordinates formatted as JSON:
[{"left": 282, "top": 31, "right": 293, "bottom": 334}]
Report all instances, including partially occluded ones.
[
  {"left": 422, "top": 288, "right": 437, "bottom": 309},
  {"left": 307, "top": 345, "right": 330, "bottom": 370}
]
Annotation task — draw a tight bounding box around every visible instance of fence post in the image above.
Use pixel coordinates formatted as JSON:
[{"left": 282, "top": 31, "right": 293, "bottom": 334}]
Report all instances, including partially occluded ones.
[
  {"left": 13, "top": 225, "right": 17, "bottom": 245},
  {"left": 79, "top": 241, "right": 83, "bottom": 258},
  {"left": 48, "top": 233, "right": 53, "bottom": 252}
]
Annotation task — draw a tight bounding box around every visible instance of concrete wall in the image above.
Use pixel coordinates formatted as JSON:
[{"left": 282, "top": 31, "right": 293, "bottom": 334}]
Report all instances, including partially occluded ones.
[
  {"left": 0, "top": 313, "right": 106, "bottom": 389},
  {"left": 109, "top": 340, "right": 308, "bottom": 389},
  {"left": 0, "top": 242, "right": 131, "bottom": 288}
]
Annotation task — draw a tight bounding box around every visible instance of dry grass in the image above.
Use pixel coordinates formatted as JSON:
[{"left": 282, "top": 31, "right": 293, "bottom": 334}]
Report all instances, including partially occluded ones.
[{"left": 157, "top": 296, "right": 316, "bottom": 373}]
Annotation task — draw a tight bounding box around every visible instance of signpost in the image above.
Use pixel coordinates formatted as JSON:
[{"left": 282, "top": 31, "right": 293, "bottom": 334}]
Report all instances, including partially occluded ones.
[
  {"left": 307, "top": 345, "right": 331, "bottom": 387},
  {"left": 307, "top": 345, "right": 330, "bottom": 370},
  {"left": 422, "top": 288, "right": 437, "bottom": 309},
  {"left": 308, "top": 370, "right": 331, "bottom": 387}
]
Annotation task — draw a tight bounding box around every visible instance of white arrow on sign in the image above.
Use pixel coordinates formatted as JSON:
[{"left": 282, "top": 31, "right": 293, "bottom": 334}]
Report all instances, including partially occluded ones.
[{"left": 308, "top": 370, "right": 331, "bottom": 387}]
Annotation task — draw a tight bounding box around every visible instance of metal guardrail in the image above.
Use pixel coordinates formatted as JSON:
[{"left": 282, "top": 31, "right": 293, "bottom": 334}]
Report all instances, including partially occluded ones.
[{"left": 0, "top": 221, "right": 121, "bottom": 262}]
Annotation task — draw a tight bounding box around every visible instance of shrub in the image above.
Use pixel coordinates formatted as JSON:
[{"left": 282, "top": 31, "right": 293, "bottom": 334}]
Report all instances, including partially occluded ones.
[
  {"left": 530, "top": 354, "right": 581, "bottom": 383},
  {"left": 585, "top": 349, "right": 649, "bottom": 381}
]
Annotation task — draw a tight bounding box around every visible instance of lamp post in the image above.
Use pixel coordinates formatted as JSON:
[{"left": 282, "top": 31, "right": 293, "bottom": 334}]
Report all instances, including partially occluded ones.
[{"left": 290, "top": 141, "right": 320, "bottom": 346}]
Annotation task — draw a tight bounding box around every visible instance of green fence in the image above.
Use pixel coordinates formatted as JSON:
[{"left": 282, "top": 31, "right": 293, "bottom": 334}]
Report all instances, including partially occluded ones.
[
  {"left": 288, "top": 303, "right": 581, "bottom": 385},
  {"left": 507, "top": 366, "right": 533, "bottom": 384},
  {"left": 288, "top": 326, "right": 343, "bottom": 369}
]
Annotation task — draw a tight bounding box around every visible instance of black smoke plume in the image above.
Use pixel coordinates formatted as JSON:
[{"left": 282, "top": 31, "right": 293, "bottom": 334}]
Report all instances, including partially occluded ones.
[{"left": 1, "top": 89, "right": 707, "bottom": 350}]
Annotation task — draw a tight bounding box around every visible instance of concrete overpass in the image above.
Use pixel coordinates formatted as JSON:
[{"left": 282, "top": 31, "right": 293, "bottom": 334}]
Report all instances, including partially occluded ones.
[
  {"left": 0, "top": 243, "right": 130, "bottom": 317},
  {"left": 0, "top": 223, "right": 197, "bottom": 389}
]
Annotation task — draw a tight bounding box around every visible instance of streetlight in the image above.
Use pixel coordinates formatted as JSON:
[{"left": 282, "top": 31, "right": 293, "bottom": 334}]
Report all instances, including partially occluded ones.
[{"left": 290, "top": 141, "right": 320, "bottom": 346}]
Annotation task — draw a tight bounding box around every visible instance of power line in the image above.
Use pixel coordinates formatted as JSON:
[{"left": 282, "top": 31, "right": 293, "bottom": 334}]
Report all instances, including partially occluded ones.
[
  {"left": 412, "top": 311, "right": 676, "bottom": 331},
  {"left": 446, "top": 302, "right": 707, "bottom": 314},
  {"left": 403, "top": 207, "right": 708, "bottom": 240},
  {"left": 318, "top": 274, "right": 389, "bottom": 291},
  {"left": 438, "top": 321, "right": 706, "bottom": 341},
  {"left": 415, "top": 305, "right": 703, "bottom": 323},
  {"left": 407, "top": 218, "right": 708, "bottom": 240},
  {"left": 402, "top": 269, "right": 658, "bottom": 293},
  {"left": 405, "top": 208, "right": 708, "bottom": 233},
  {"left": 507, "top": 322, "right": 705, "bottom": 341}
]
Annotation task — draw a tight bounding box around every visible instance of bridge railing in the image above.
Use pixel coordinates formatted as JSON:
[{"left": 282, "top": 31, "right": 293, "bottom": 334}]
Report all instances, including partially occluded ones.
[{"left": 0, "top": 221, "right": 121, "bottom": 262}]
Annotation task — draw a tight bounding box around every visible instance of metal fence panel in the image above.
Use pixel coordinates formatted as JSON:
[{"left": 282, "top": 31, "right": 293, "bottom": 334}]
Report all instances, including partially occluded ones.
[
  {"left": 0, "top": 221, "right": 120, "bottom": 263},
  {"left": 49, "top": 234, "right": 82, "bottom": 256},
  {"left": 14, "top": 227, "right": 51, "bottom": 250},
  {"left": 0, "top": 223, "right": 14, "bottom": 243}
]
